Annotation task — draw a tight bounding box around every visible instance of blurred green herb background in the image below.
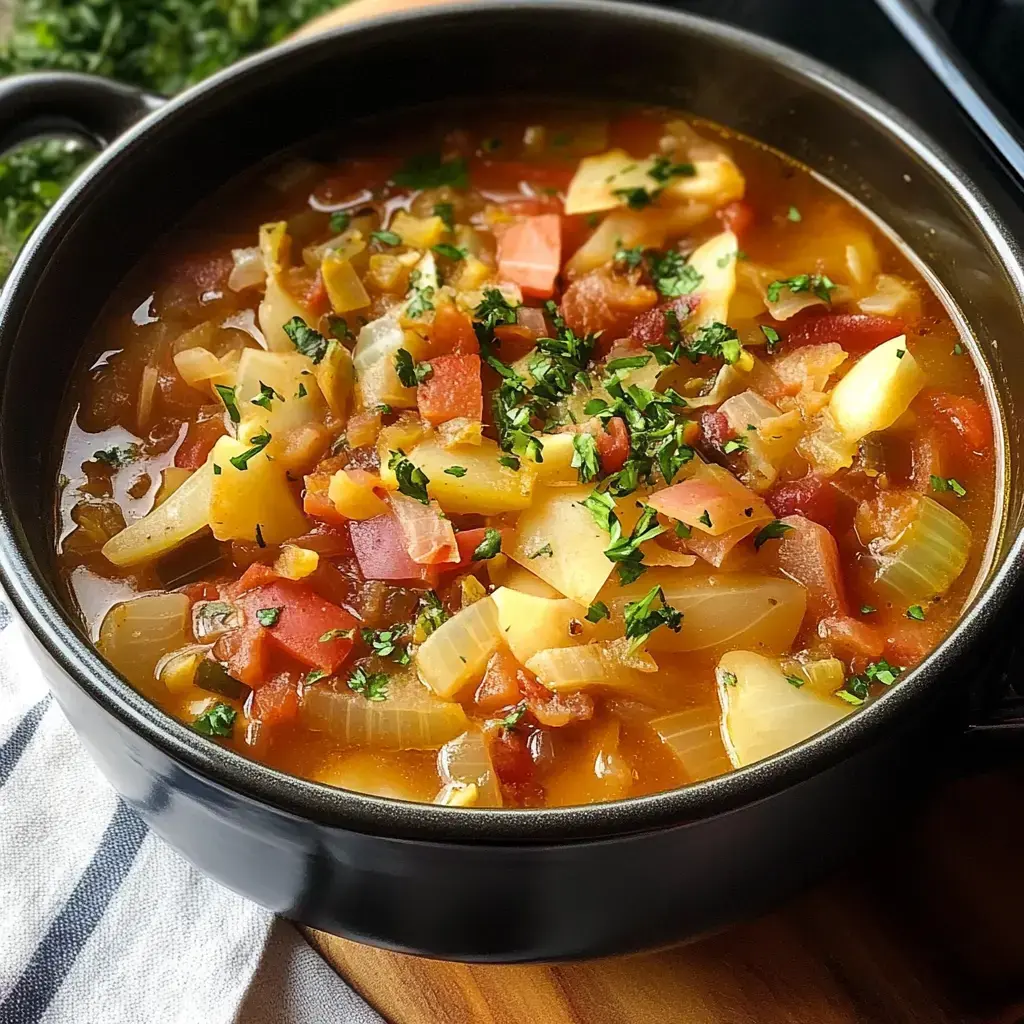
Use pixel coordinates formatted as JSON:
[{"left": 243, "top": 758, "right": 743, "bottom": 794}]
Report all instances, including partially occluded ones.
[{"left": 0, "top": 0, "right": 339, "bottom": 278}]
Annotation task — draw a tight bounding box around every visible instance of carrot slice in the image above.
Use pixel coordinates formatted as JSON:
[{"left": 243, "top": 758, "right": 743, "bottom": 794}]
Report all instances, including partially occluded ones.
[
  {"left": 496, "top": 214, "right": 562, "bottom": 299},
  {"left": 417, "top": 354, "right": 483, "bottom": 425}
]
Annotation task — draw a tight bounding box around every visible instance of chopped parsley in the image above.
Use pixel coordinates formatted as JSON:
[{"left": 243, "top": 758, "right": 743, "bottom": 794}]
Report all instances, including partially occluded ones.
[
  {"left": 675, "top": 521, "right": 691, "bottom": 539},
  {"left": 529, "top": 542, "right": 553, "bottom": 559},
  {"left": 760, "top": 324, "right": 781, "bottom": 352},
  {"left": 648, "top": 156, "right": 695, "bottom": 182},
  {"left": 304, "top": 668, "right": 327, "bottom": 686},
  {"left": 786, "top": 205, "right": 801, "bottom": 222},
  {"left": 444, "top": 465, "right": 467, "bottom": 478},
  {"left": 405, "top": 268, "right": 436, "bottom": 320},
  {"left": 582, "top": 492, "right": 665, "bottom": 584},
  {"left": 347, "top": 666, "right": 389, "bottom": 701},
  {"left": 229, "top": 429, "right": 272, "bottom": 471},
  {"left": 394, "top": 348, "right": 433, "bottom": 387},
  {"left": 254, "top": 524, "right": 266, "bottom": 548},
  {"left": 907, "top": 604, "right": 926, "bottom": 621},
  {"left": 753, "top": 519, "right": 793, "bottom": 550},
  {"left": 498, "top": 455, "right": 521, "bottom": 470},
  {"left": 840, "top": 658, "right": 902, "bottom": 704},
  {"left": 586, "top": 601, "right": 610, "bottom": 623},
  {"left": 192, "top": 702, "right": 236, "bottom": 737},
  {"left": 472, "top": 527, "right": 502, "bottom": 561},
  {"left": 256, "top": 607, "right": 281, "bottom": 627},
  {"left": 613, "top": 185, "right": 659, "bottom": 209},
  {"left": 282, "top": 316, "right": 329, "bottom": 364},
  {"left": 391, "top": 152, "right": 469, "bottom": 190},
  {"left": 214, "top": 383, "right": 241, "bottom": 423},
  {"left": 930, "top": 475, "right": 967, "bottom": 497},
  {"left": 613, "top": 244, "right": 646, "bottom": 270},
  {"left": 362, "top": 625, "right": 410, "bottom": 664},
  {"left": 432, "top": 243, "right": 467, "bottom": 261},
  {"left": 296, "top": 383, "right": 308, "bottom": 399},
  {"left": 319, "top": 627, "right": 355, "bottom": 643},
  {"left": 623, "top": 585, "right": 682, "bottom": 648},
  {"left": 786, "top": 674, "right": 805, "bottom": 688},
  {"left": 953, "top": 341, "right": 964, "bottom": 356},
  {"left": 371, "top": 229, "right": 401, "bottom": 247},
  {"left": 698, "top": 509, "right": 713, "bottom": 529},
  {"left": 329, "top": 210, "right": 351, "bottom": 233},
  {"left": 92, "top": 443, "right": 140, "bottom": 468},
  {"left": 473, "top": 288, "right": 519, "bottom": 346},
  {"left": 720, "top": 670, "right": 738, "bottom": 687},
  {"left": 571, "top": 432, "right": 600, "bottom": 483},
  {"left": 647, "top": 249, "right": 702, "bottom": 298},
  {"left": 388, "top": 449, "right": 430, "bottom": 505},
  {"left": 415, "top": 591, "right": 449, "bottom": 639},
  {"left": 722, "top": 436, "right": 749, "bottom": 455},
  {"left": 498, "top": 701, "right": 528, "bottom": 731},
  {"left": 766, "top": 273, "right": 835, "bottom": 304},
  {"left": 860, "top": 605, "right": 877, "bottom": 615},
  {"left": 250, "top": 381, "right": 282, "bottom": 411}
]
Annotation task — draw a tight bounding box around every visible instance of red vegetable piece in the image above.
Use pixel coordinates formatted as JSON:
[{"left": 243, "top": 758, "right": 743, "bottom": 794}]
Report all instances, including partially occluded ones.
[
  {"left": 487, "top": 724, "right": 535, "bottom": 787},
  {"left": 497, "top": 214, "right": 562, "bottom": 299},
  {"left": 518, "top": 668, "right": 594, "bottom": 728},
  {"left": 302, "top": 471, "right": 348, "bottom": 526},
  {"left": 475, "top": 650, "right": 523, "bottom": 713},
  {"left": 919, "top": 390, "right": 992, "bottom": 455},
  {"left": 417, "top": 354, "right": 483, "bottom": 425},
  {"left": 562, "top": 268, "right": 658, "bottom": 353},
  {"left": 428, "top": 303, "right": 479, "bottom": 357},
  {"left": 628, "top": 295, "right": 699, "bottom": 347},
  {"left": 237, "top": 580, "right": 356, "bottom": 673},
  {"left": 249, "top": 672, "right": 300, "bottom": 726},
  {"left": 785, "top": 312, "right": 906, "bottom": 356},
  {"left": 698, "top": 410, "right": 733, "bottom": 452},
  {"left": 775, "top": 515, "right": 847, "bottom": 622},
  {"left": 765, "top": 475, "right": 839, "bottom": 531},
  {"left": 215, "top": 623, "right": 269, "bottom": 689},
  {"left": 818, "top": 616, "right": 885, "bottom": 659},
  {"left": 175, "top": 414, "right": 227, "bottom": 470},
  {"left": 595, "top": 416, "right": 630, "bottom": 473},
  {"left": 717, "top": 199, "right": 755, "bottom": 239},
  {"left": 228, "top": 563, "right": 280, "bottom": 598},
  {"left": 349, "top": 514, "right": 437, "bottom": 584}
]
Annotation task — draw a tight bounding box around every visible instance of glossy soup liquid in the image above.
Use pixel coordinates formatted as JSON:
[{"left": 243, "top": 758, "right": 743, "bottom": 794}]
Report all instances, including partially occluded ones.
[{"left": 55, "top": 105, "right": 997, "bottom": 807}]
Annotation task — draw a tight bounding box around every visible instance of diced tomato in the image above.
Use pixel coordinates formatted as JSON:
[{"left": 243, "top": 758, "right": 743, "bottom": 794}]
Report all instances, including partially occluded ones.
[
  {"left": 717, "top": 200, "right": 755, "bottom": 239},
  {"left": 228, "top": 563, "right": 281, "bottom": 598},
  {"left": 629, "top": 295, "right": 699, "bottom": 346},
  {"left": 428, "top": 303, "right": 479, "bottom": 357},
  {"left": 215, "top": 623, "right": 269, "bottom": 688},
  {"left": 180, "top": 581, "right": 220, "bottom": 604},
  {"left": 517, "top": 668, "right": 593, "bottom": 728},
  {"left": 698, "top": 410, "right": 733, "bottom": 451},
  {"left": 818, "top": 615, "right": 885, "bottom": 659},
  {"left": 496, "top": 214, "right": 562, "bottom": 299},
  {"left": 774, "top": 515, "right": 847, "bottom": 622},
  {"left": 765, "top": 475, "right": 839, "bottom": 531},
  {"left": 785, "top": 312, "right": 906, "bottom": 355},
  {"left": 475, "top": 650, "right": 522, "bottom": 713},
  {"left": 302, "top": 471, "right": 348, "bottom": 526},
  {"left": 469, "top": 158, "right": 576, "bottom": 194},
  {"left": 175, "top": 414, "right": 227, "bottom": 470},
  {"left": 417, "top": 354, "right": 483, "bottom": 425},
  {"left": 487, "top": 724, "right": 535, "bottom": 787},
  {"left": 562, "top": 268, "right": 658, "bottom": 353},
  {"left": 349, "top": 513, "right": 437, "bottom": 584},
  {"left": 236, "top": 580, "right": 356, "bottom": 673},
  {"left": 303, "top": 271, "right": 330, "bottom": 317},
  {"left": 919, "top": 390, "right": 992, "bottom": 455},
  {"left": 249, "top": 673, "right": 299, "bottom": 726},
  {"left": 595, "top": 416, "right": 629, "bottom": 473}
]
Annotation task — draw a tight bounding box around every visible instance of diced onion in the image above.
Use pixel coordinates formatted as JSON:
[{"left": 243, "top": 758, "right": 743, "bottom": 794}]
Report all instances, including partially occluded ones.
[
  {"left": 437, "top": 729, "right": 503, "bottom": 807},
  {"left": 772, "top": 344, "right": 847, "bottom": 395},
  {"left": 321, "top": 252, "right": 370, "bottom": 313},
  {"left": 416, "top": 596, "right": 502, "bottom": 699},
  {"left": 228, "top": 246, "right": 265, "bottom": 292},
  {"left": 491, "top": 586, "right": 593, "bottom": 664},
  {"left": 857, "top": 274, "right": 919, "bottom": 318},
  {"left": 780, "top": 655, "right": 845, "bottom": 697},
  {"left": 649, "top": 462, "right": 771, "bottom": 538},
  {"left": 718, "top": 390, "right": 800, "bottom": 491},
  {"left": 648, "top": 705, "right": 732, "bottom": 782},
  {"left": 301, "top": 673, "right": 468, "bottom": 749},
  {"left": 872, "top": 495, "right": 971, "bottom": 601},
  {"left": 352, "top": 315, "right": 417, "bottom": 411},
  {"left": 102, "top": 461, "right": 213, "bottom": 567},
  {"left": 717, "top": 651, "right": 850, "bottom": 768},
  {"left": 389, "top": 492, "right": 459, "bottom": 565},
  {"left": 98, "top": 593, "right": 192, "bottom": 691}
]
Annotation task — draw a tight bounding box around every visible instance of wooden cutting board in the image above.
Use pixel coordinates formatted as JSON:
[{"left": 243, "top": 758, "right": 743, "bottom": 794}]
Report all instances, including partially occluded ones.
[{"left": 295, "top": 3, "right": 1024, "bottom": 1019}]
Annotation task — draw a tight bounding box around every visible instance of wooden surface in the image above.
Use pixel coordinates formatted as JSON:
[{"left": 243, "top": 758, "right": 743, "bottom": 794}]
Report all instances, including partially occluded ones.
[{"left": 297, "top": 2, "right": 1024, "bottom": 1020}]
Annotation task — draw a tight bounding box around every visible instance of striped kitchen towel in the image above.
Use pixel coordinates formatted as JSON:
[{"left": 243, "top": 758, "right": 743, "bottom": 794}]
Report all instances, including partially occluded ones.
[{"left": 0, "top": 605, "right": 384, "bottom": 1024}]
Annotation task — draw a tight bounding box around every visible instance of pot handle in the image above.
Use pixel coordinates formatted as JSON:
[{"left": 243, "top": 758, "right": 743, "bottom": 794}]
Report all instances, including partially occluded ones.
[{"left": 0, "top": 72, "right": 164, "bottom": 155}]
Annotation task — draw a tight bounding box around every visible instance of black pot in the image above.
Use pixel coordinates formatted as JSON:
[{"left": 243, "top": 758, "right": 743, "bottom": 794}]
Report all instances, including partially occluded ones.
[{"left": 1, "top": 1, "right": 1023, "bottom": 963}]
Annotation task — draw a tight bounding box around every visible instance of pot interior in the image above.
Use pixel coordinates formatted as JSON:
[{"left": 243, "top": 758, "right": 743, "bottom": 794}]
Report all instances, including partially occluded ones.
[{"left": 3, "top": 1, "right": 1023, "bottom": 832}]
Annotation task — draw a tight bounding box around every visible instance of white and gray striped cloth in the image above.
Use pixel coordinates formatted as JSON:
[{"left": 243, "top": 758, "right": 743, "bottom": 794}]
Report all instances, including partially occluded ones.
[{"left": 0, "top": 604, "right": 385, "bottom": 1024}]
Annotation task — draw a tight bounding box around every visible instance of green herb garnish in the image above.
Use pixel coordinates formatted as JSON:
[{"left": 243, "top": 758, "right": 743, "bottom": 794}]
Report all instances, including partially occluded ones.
[
  {"left": 347, "top": 666, "right": 389, "bottom": 701},
  {"left": 753, "top": 519, "right": 793, "bottom": 550},
  {"left": 623, "top": 585, "right": 682, "bottom": 648},
  {"left": 571, "top": 432, "right": 600, "bottom": 483},
  {"left": 766, "top": 273, "right": 835, "bottom": 304},
  {"left": 371, "top": 229, "right": 401, "bottom": 247},
  {"left": 256, "top": 607, "right": 281, "bottom": 627},
  {"left": 444, "top": 466, "right": 467, "bottom": 478},
  {"left": 432, "top": 243, "right": 467, "bottom": 261},
  {"left": 586, "top": 601, "right": 610, "bottom": 623},
  {"left": 388, "top": 449, "right": 430, "bottom": 505},
  {"left": 251, "top": 381, "right": 282, "bottom": 411},
  {"left": 329, "top": 211, "right": 351, "bottom": 233},
  {"left": 192, "top": 702, "right": 236, "bottom": 737},
  {"left": 282, "top": 316, "right": 329, "bottom": 364},
  {"left": 229, "top": 429, "right": 272, "bottom": 471},
  {"left": 472, "top": 527, "right": 502, "bottom": 561}
]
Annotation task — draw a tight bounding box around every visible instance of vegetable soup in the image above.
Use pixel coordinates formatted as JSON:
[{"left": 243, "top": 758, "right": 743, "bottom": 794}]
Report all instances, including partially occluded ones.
[{"left": 56, "top": 105, "right": 997, "bottom": 807}]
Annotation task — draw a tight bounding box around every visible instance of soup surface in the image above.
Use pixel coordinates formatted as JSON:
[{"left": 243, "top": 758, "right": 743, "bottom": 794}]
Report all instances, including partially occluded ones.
[{"left": 56, "top": 106, "right": 996, "bottom": 808}]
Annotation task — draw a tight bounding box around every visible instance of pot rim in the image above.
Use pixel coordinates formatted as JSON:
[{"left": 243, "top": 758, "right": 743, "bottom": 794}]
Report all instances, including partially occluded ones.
[{"left": 2, "top": 0, "right": 1022, "bottom": 844}]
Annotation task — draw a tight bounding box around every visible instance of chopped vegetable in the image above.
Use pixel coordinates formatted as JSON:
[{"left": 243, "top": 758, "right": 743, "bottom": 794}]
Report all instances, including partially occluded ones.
[{"left": 416, "top": 596, "right": 503, "bottom": 699}]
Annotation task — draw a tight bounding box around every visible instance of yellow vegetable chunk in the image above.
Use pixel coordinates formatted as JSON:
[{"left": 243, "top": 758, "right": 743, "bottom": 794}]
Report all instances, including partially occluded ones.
[
  {"left": 507, "top": 485, "right": 615, "bottom": 606},
  {"left": 208, "top": 435, "right": 308, "bottom": 545},
  {"left": 159, "top": 650, "right": 200, "bottom": 694},
  {"left": 173, "top": 347, "right": 235, "bottom": 396},
  {"left": 527, "top": 432, "right": 579, "bottom": 486},
  {"left": 564, "top": 150, "right": 658, "bottom": 215},
  {"left": 828, "top": 335, "right": 925, "bottom": 440},
  {"left": 328, "top": 469, "right": 388, "bottom": 520},
  {"left": 565, "top": 208, "right": 666, "bottom": 278},
  {"left": 258, "top": 275, "right": 310, "bottom": 352},
  {"left": 491, "top": 586, "right": 595, "bottom": 664},
  {"left": 380, "top": 438, "right": 535, "bottom": 515},
  {"left": 685, "top": 230, "right": 738, "bottom": 328},
  {"left": 259, "top": 221, "right": 289, "bottom": 275},
  {"left": 233, "top": 351, "right": 327, "bottom": 463},
  {"left": 102, "top": 461, "right": 213, "bottom": 567},
  {"left": 718, "top": 651, "right": 850, "bottom": 768},
  {"left": 601, "top": 570, "right": 806, "bottom": 656},
  {"left": 314, "top": 339, "right": 354, "bottom": 419},
  {"left": 273, "top": 544, "right": 319, "bottom": 580},
  {"left": 416, "top": 596, "right": 502, "bottom": 699},
  {"left": 390, "top": 210, "right": 446, "bottom": 249},
  {"left": 321, "top": 252, "right": 370, "bottom": 313}
]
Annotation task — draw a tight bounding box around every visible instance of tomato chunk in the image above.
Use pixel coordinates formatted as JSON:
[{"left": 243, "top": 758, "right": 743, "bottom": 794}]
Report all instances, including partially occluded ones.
[
  {"left": 562, "top": 268, "right": 658, "bottom": 352},
  {"left": 785, "top": 312, "right": 906, "bottom": 355},
  {"left": 428, "top": 303, "right": 479, "bottom": 357},
  {"left": 496, "top": 214, "right": 562, "bottom": 299},
  {"left": 919, "top": 390, "right": 992, "bottom": 455},
  {"left": 216, "top": 624, "right": 269, "bottom": 689},
  {"left": 349, "top": 513, "right": 437, "bottom": 584},
  {"left": 765, "top": 475, "right": 839, "bottom": 531},
  {"left": 237, "top": 580, "right": 357, "bottom": 673},
  {"left": 475, "top": 650, "right": 523, "bottom": 713},
  {"left": 175, "top": 414, "right": 227, "bottom": 470},
  {"left": 249, "top": 673, "right": 300, "bottom": 726},
  {"left": 595, "top": 416, "right": 629, "bottom": 473},
  {"left": 417, "top": 354, "right": 483, "bottom": 425},
  {"left": 629, "top": 296, "right": 699, "bottom": 347},
  {"left": 303, "top": 471, "right": 348, "bottom": 526}
]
